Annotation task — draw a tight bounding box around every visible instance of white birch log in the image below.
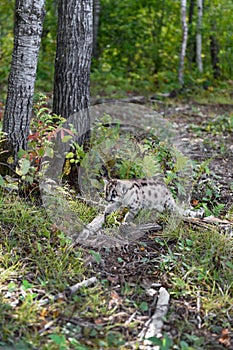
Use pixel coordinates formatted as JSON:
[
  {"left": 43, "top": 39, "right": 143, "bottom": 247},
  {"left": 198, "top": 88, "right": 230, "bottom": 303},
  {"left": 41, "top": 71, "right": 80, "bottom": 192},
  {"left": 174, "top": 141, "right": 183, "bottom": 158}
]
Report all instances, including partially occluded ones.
[{"left": 138, "top": 287, "right": 170, "bottom": 349}]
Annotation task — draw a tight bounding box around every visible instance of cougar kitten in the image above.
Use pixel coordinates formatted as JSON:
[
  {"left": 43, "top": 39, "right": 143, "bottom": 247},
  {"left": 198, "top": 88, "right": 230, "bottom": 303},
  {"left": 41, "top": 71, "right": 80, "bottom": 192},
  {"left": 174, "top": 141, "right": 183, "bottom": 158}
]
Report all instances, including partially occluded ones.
[{"left": 104, "top": 178, "right": 203, "bottom": 222}]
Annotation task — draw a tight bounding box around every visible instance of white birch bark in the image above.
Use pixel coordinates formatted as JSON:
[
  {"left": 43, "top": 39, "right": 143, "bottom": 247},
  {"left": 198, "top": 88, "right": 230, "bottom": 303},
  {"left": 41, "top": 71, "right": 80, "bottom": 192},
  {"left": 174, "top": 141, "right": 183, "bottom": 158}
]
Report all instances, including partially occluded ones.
[
  {"left": 178, "top": 0, "right": 188, "bottom": 86},
  {"left": 196, "top": 0, "right": 203, "bottom": 73},
  {"left": 3, "top": 0, "right": 46, "bottom": 162}
]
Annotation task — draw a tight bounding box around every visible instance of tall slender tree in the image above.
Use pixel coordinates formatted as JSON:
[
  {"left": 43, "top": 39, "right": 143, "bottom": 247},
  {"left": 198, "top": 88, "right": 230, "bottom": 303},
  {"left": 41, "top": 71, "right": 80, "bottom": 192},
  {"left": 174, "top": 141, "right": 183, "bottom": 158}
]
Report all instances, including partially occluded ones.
[
  {"left": 2, "top": 0, "right": 45, "bottom": 163},
  {"left": 93, "top": 0, "right": 101, "bottom": 58},
  {"left": 187, "top": 0, "right": 196, "bottom": 65},
  {"left": 196, "top": 0, "right": 203, "bottom": 73},
  {"left": 179, "top": 0, "right": 188, "bottom": 86},
  {"left": 210, "top": 22, "right": 221, "bottom": 79}
]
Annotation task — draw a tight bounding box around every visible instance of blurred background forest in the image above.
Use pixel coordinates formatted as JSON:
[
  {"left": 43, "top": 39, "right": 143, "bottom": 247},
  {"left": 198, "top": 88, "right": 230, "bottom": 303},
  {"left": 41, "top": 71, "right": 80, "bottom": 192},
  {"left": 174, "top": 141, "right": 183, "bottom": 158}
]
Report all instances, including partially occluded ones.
[{"left": 1, "top": 0, "right": 233, "bottom": 99}]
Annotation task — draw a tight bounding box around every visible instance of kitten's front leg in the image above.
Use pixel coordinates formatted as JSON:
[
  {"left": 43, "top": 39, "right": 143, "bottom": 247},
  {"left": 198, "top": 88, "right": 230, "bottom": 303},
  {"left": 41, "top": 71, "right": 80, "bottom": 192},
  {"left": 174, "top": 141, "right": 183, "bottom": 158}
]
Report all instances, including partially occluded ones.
[{"left": 104, "top": 202, "right": 121, "bottom": 218}]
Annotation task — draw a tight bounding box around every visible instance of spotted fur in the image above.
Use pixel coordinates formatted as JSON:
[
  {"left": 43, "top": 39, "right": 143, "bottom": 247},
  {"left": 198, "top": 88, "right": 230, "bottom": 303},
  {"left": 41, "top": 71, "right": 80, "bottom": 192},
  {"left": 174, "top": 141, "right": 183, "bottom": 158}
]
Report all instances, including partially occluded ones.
[{"left": 104, "top": 178, "right": 203, "bottom": 222}]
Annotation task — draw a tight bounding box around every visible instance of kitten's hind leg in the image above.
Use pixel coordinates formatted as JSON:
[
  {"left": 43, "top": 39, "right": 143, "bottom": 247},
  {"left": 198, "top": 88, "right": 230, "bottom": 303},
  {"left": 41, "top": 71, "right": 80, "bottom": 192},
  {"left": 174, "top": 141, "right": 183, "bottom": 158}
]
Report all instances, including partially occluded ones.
[{"left": 183, "top": 207, "right": 204, "bottom": 218}]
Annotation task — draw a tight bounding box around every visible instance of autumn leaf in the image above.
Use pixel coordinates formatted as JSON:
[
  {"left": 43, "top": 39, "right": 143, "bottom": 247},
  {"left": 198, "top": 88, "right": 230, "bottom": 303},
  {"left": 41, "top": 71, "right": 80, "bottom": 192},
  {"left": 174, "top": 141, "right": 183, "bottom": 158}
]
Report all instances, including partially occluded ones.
[{"left": 219, "top": 329, "right": 231, "bottom": 348}]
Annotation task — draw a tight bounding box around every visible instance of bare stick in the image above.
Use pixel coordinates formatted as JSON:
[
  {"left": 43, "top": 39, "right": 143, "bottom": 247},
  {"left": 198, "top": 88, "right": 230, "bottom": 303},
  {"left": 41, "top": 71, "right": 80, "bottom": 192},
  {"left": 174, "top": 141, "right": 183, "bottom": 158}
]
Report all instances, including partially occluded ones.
[
  {"left": 69, "top": 277, "right": 98, "bottom": 294},
  {"left": 39, "top": 276, "right": 98, "bottom": 306}
]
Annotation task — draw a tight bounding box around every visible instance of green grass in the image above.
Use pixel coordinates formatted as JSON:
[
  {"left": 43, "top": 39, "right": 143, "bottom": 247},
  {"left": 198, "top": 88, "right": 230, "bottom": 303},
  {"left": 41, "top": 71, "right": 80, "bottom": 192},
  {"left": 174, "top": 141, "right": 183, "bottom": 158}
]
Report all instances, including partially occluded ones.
[{"left": 0, "top": 188, "right": 232, "bottom": 349}]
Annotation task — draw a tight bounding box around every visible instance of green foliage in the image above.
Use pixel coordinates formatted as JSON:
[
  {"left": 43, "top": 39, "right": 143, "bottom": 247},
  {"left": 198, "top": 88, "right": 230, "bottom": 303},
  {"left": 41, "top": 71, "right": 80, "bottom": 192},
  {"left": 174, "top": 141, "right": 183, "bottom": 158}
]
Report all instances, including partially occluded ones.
[
  {"left": 1, "top": 0, "right": 233, "bottom": 98},
  {"left": 81, "top": 116, "right": 186, "bottom": 183},
  {"left": 92, "top": 0, "right": 181, "bottom": 93},
  {"left": 36, "top": 0, "right": 57, "bottom": 92},
  {"left": 0, "top": 94, "right": 73, "bottom": 190},
  {"left": 190, "top": 114, "right": 233, "bottom": 135},
  {"left": 0, "top": 0, "right": 14, "bottom": 95}
]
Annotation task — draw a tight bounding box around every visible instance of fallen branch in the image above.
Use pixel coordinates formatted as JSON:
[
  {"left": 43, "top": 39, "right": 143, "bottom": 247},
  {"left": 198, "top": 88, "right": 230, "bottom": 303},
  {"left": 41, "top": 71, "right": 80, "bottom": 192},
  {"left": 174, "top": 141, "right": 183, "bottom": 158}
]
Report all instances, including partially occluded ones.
[
  {"left": 138, "top": 287, "right": 170, "bottom": 349},
  {"left": 183, "top": 216, "right": 233, "bottom": 236},
  {"left": 68, "top": 277, "right": 98, "bottom": 295}
]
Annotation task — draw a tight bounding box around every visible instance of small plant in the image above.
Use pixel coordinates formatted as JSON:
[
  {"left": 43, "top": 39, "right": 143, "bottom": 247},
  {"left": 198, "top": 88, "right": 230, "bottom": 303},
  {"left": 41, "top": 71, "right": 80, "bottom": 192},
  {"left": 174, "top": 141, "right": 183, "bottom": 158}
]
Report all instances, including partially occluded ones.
[{"left": 148, "top": 334, "right": 173, "bottom": 350}]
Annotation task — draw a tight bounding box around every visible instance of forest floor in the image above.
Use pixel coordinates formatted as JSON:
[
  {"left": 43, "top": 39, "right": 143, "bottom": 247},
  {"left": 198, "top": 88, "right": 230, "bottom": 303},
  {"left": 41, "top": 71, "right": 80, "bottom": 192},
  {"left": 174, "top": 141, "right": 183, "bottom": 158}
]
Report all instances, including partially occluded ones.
[
  {"left": 0, "top": 96, "right": 233, "bottom": 349},
  {"left": 83, "top": 98, "right": 233, "bottom": 349}
]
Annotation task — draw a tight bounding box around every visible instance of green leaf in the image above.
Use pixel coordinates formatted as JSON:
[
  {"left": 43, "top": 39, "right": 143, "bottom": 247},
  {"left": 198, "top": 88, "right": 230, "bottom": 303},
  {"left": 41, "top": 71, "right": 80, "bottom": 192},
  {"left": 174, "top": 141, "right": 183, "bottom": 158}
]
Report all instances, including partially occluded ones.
[
  {"left": 147, "top": 336, "right": 162, "bottom": 346},
  {"left": 139, "top": 301, "right": 148, "bottom": 311},
  {"left": 22, "top": 279, "right": 33, "bottom": 290},
  {"left": 38, "top": 147, "right": 45, "bottom": 157},
  {"left": 45, "top": 146, "right": 54, "bottom": 158},
  {"left": 18, "top": 149, "right": 28, "bottom": 159},
  {"left": 66, "top": 151, "right": 75, "bottom": 159},
  {"left": 90, "top": 250, "right": 102, "bottom": 263},
  {"left": 49, "top": 334, "right": 66, "bottom": 348},
  {"left": 62, "top": 135, "right": 73, "bottom": 143},
  {"left": 16, "top": 158, "right": 31, "bottom": 176},
  {"left": 226, "top": 261, "right": 233, "bottom": 269}
]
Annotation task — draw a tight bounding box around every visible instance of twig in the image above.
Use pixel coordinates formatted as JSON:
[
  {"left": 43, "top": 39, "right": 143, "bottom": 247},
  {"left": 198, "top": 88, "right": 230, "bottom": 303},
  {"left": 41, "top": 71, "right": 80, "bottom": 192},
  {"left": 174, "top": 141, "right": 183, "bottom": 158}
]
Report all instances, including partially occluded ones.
[
  {"left": 68, "top": 277, "right": 98, "bottom": 294},
  {"left": 39, "top": 276, "right": 98, "bottom": 306},
  {"left": 125, "top": 311, "right": 138, "bottom": 325},
  {"left": 196, "top": 291, "right": 202, "bottom": 329},
  {"left": 39, "top": 320, "right": 56, "bottom": 335}
]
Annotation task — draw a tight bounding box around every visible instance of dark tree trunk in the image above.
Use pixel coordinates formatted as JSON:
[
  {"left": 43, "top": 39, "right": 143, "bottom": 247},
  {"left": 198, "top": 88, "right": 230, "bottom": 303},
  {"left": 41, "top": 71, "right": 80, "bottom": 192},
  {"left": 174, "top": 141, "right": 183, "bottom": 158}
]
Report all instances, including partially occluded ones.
[
  {"left": 50, "top": 0, "right": 93, "bottom": 189},
  {"left": 188, "top": 0, "right": 195, "bottom": 24},
  {"left": 210, "top": 24, "right": 221, "bottom": 79},
  {"left": 187, "top": 0, "right": 196, "bottom": 65},
  {"left": 52, "top": 0, "right": 93, "bottom": 140},
  {"left": 93, "top": 0, "right": 101, "bottom": 58},
  {"left": 2, "top": 0, "right": 45, "bottom": 163}
]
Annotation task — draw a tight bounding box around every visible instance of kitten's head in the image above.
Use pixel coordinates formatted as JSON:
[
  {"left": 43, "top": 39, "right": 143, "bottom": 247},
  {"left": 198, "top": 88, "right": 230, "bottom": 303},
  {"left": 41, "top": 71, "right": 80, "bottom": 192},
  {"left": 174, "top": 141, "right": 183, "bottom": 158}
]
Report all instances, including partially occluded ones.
[{"left": 104, "top": 179, "right": 127, "bottom": 202}]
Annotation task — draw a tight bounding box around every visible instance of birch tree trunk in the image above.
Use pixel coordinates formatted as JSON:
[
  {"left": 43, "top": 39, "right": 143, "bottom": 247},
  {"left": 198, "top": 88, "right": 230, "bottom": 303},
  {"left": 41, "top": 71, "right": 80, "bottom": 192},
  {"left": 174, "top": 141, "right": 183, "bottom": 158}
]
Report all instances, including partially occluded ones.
[
  {"left": 93, "top": 0, "right": 101, "bottom": 58},
  {"left": 196, "top": 0, "right": 203, "bottom": 73},
  {"left": 52, "top": 0, "right": 93, "bottom": 140},
  {"left": 2, "top": 0, "right": 45, "bottom": 163},
  {"left": 178, "top": 0, "right": 188, "bottom": 86}
]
